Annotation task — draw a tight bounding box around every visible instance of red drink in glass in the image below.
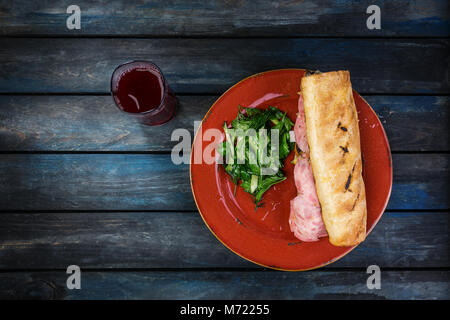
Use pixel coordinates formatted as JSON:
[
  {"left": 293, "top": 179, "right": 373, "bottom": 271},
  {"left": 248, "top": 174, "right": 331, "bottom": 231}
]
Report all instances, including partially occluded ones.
[{"left": 111, "top": 61, "right": 177, "bottom": 125}]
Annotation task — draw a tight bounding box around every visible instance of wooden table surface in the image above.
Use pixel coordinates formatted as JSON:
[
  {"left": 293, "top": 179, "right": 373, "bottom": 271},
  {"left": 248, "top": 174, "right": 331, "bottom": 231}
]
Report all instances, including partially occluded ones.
[{"left": 0, "top": 0, "right": 448, "bottom": 299}]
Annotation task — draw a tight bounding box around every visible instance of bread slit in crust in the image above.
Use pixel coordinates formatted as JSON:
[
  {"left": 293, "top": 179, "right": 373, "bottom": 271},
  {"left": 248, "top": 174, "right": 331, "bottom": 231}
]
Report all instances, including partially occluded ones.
[{"left": 301, "top": 70, "right": 367, "bottom": 246}]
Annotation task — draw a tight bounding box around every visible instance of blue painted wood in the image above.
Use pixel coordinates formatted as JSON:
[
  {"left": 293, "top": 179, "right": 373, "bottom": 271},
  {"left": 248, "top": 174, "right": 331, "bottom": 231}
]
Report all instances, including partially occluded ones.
[
  {"left": 0, "top": 39, "right": 448, "bottom": 94},
  {"left": 0, "top": 154, "right": 447, "bottom": 211},
  {"left": 0, "top": 95, "right": 447, "bottom": 151},
  {"left": 364, "top": 95, "right": 449, "bottom": 152},
  {"left": 0, "top": 0, "right": 447, "bottom": 301},
  {"left": 0, "top": 270, "right": 448, "bottom": 299},
  {"left": 0, "top": 0, "right": 448, "bottom": 37},
  {"left": 0, "top": 211, "right": 447, "bottom": 269}
]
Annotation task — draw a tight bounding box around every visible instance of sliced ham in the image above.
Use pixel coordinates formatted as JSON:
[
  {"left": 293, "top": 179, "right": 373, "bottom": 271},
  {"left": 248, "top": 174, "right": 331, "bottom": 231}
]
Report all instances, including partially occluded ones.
[
  {"left": 293, "top": 95, "right": 309, "bottom": 154},
  {"left": 289, "top": 95, "right": 328, "bottom": 242}
]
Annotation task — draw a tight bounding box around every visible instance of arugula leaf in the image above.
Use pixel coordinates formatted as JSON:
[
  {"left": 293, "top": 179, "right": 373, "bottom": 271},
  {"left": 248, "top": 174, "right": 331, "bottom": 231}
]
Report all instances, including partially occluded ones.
[
  {"left": 218, "top": 105, "right": 295, "bottom": 209},
  {"left": 255, "top": 176, "right": 287, "bottom": 203}
]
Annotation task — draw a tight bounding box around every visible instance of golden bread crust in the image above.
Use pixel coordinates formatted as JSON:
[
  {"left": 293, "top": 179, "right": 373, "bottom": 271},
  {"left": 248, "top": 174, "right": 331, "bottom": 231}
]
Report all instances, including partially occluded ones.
[{"left": 301, "top": 71, "right": 367, "bottom": 246}]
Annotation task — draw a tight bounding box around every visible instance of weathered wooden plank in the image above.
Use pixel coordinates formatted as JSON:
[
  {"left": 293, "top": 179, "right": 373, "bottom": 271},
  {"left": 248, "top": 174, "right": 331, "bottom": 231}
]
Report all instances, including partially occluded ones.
[
  {"left": 0, "top": 95, "right": 214, "bottom": 152},
  {"left": 0, "top": 39, "right": 448, "bottom": 94},
  {"left": 0, "top": 0, "right": 448, "bottom": 37},
  {"left": 393, "top": 154, "right": 449, "bottom": 210},
  {"left": 366, "top": 96, "right": 449, "bottom": 152},
  {"left": 0, "top": 154, "right": 447, "bottom": 211},
  {"left": 0, "top": 154, "right": 193, "bottom": 211},
  {"left": 0, "top": 95, "right": 447, "bottom": 152},
  {"left": 0, "top": 270, "right": 448, "bottom": 299},
  {"left": 0, "top": 211, "right": 447, "bottom": 269}
]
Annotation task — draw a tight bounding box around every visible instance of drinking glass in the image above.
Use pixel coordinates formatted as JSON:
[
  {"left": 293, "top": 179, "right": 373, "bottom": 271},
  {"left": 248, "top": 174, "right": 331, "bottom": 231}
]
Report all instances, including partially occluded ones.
[{"left": 111, "top": 61, "right": 177, "bottom": 126}]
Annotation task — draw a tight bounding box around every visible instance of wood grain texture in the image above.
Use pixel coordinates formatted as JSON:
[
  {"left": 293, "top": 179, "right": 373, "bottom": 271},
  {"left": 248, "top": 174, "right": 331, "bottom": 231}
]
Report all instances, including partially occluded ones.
[
  {"left": 0, "top": 154, "right": 447, "bottom": 211},
  {"left": 0, "top": 39, "right": 448, "bottom": 94},
  {"left": 0, "top": 95, "right": 447, "bottom": 152},
  {"left": 0, "top": 0, "right": 447, "bottom": 301},
  {"left": 0, "top": 0, "right": 448, "bottom": 37},
  {"left": 0, "top": 270, "right": 448, "bottom": 299},
  {"left": 0, "top": 211, "right": 447, "bottom": 269}
]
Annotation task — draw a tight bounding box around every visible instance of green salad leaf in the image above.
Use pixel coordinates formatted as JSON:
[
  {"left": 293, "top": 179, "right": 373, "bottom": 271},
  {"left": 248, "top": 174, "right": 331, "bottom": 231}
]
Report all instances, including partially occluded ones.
[{"left": 217, "top": 105, "right": 295, "bottom": 209}]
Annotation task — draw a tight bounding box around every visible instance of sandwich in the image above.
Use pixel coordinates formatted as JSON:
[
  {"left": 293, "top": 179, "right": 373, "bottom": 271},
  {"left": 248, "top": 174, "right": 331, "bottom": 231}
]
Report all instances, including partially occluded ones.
[{"left": 289, "top": 70, "right": 367, "bottom": 246}]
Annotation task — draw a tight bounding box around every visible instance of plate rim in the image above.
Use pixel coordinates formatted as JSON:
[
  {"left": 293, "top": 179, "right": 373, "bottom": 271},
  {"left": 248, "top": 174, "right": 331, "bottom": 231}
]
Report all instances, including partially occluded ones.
[{"left": 189, "top": 68, "right": 393, "bottom": 271}]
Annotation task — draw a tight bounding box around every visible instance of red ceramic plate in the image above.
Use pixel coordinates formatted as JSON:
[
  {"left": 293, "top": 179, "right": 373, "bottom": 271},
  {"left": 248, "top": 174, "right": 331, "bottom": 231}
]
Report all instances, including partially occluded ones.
[{"left": 190, "top": 69, "right": 392, "bottom": 271}]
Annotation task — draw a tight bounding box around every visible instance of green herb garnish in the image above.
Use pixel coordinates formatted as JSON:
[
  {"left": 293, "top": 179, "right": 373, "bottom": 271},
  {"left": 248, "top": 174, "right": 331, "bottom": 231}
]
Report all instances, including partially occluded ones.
[{"left": 217, "top": 105, "right": 295, "bottom": 209}]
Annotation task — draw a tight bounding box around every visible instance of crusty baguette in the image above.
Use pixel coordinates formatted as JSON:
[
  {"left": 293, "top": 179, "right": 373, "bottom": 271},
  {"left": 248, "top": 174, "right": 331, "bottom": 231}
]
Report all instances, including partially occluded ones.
[{"left": 301, "top": 71, "right": 367, "bottom": 246}]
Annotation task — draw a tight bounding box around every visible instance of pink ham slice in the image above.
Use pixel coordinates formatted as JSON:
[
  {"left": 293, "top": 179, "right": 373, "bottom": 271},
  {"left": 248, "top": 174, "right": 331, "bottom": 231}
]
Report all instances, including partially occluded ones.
[
  {"left": 289, "top": 95, "right": 328, "bottom": 242},
  {"left": 293, "top": 95, "right": 309, "bottom": 154},
  {"left": 289, "top": 157, "right": 328, "bottom": 241}
]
